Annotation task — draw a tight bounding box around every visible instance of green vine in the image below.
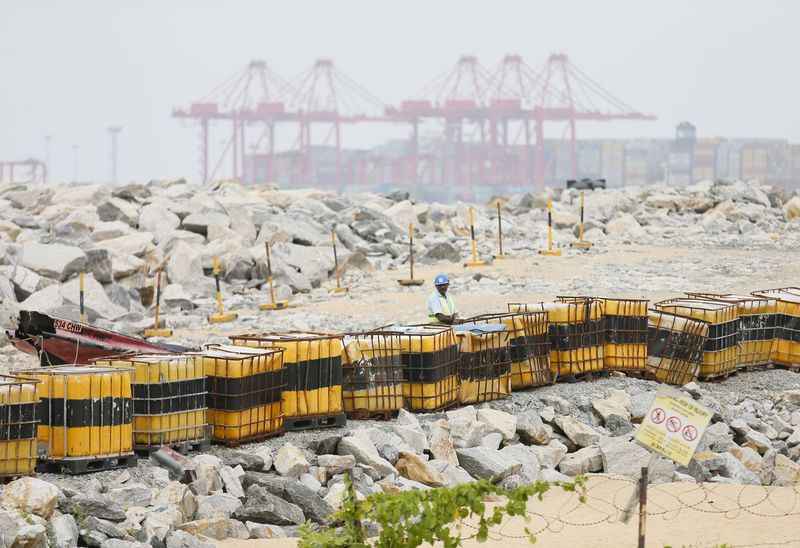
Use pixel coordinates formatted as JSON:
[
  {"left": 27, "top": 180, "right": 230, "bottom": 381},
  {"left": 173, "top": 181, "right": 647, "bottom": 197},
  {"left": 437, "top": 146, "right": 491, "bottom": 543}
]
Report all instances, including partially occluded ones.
[{"left": 300, "top": 473, "right": 587, "bottom": 548}]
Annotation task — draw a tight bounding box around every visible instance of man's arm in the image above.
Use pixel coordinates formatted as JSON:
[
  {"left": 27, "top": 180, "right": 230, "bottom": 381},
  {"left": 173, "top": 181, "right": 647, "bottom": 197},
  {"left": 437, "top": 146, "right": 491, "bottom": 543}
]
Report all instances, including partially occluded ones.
[{"left": 435, "top": 312, "right": 456, "bottom": 325}]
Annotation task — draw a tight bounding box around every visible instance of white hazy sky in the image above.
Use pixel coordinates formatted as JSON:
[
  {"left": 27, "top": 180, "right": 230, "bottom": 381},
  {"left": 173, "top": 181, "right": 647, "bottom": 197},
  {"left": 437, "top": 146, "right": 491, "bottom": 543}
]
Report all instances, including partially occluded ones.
[{"left": 1, "top": 0, "right": 798, "bottom": 184}]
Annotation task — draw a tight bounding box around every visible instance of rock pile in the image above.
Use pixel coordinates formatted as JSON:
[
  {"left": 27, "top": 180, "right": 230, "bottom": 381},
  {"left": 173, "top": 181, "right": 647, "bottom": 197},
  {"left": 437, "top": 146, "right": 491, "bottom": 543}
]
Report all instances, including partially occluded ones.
[
  {"left": 1, "top": 179, "right": 798, "bottom": 339},
  {"left": 0, "top": 373, "right": 797, "bottom": 546}
]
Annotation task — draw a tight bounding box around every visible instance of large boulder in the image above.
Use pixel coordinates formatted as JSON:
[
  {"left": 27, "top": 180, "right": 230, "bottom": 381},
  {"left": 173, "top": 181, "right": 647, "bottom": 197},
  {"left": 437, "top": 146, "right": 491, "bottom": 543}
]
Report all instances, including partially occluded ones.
[
  {"left": 93, "top": 232, "right": 154, "bottom": 259},
  {"left": 395, "top": 451, "right": 446, "bottom": 487},
  {"left": 21, "top": 243, "right": 86, "bottom": 281},
  {"left": 477, "top": 408, "right": 517, "bottom": 441},
  {"left": 97, "top": 197, "right": 140, "bottom": 225},
  {"left": 274, "top": 443, "right": 310, "bottom": 478},
  {"left": 60, "top": 273, "right": 127, "bottom": 320},
  {"left": 1, "top": 477, "right": 59, "bottom": 518},
  {"left": 233, "top": 485, "right": 305, "bottom": 526},
  {"left": 182, "top": 209, "right": 230, "bottom": 236},
  {"left": 139, "top": 203, "right": 181, "bottom": 244},
  {"left": 554, "top": 416, "right": 600, "bottom": 448},
  {"left": 281, "top": 481, "right": 334, "bottom": 524},
  {"left": 455, "top": 447, "right": 522, "bottom": 483},
  {"left": 166, "top": 240, "right": 207, "bottom": 291},
  {"left": 337, "top": 436, "right": 397, "bottom": 478},
  {"left": 177, "top": 518, "right": 249, "bottom": 541},
  {"left": 599, "top": 437, "right": 650, "bottom": 477}
]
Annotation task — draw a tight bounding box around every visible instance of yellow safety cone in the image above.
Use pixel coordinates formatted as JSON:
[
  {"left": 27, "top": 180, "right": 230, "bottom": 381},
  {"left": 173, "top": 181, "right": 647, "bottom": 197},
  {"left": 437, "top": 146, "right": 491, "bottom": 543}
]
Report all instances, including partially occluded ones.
[
  {"left": 258, "top": 242, "right": 290, "bottom": 310},
  {"left": 145, "top": 268, "right": 172, "bottom": 337},
  {"left": 398, "top": 223, "right": 424, "bottom": 286},
  {"left": 494, "top": 201, "right": 507, "bottom": 259},
  {"left": 539, "top": 198, "right": 562, "bottom": 256},
  {"left": 464, "top": 207, "right": 486, "bottom": 267},
  {"left": 208, "top": 255, "right": 238, "bottom": 323},
  {"left": 571, "top": 191, "right": 593, "bottom": 249},
  {"left": 330, "top": 228, "right": 349, "bottom": 293},
  {"left": 79, "top": 272, "right": 86, "bottom": 323}
]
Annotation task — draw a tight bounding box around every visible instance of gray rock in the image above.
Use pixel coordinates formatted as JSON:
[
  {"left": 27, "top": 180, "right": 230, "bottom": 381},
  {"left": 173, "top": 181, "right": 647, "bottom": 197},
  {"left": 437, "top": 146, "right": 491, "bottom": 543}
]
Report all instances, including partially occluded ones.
[
  {"left": 697, "top": 422, "right": 735, "bottom": 453},
  {"left": 316, "top": 455, "right": 355, "bottom": 475},
  {"left": 105, "top": 484, "right": 156, "bottom": 509},
  {"left": 299, "top": 473, "right": 322, "bottom": 493},
  {"left": 84, "top": 516, "right": 125, "bottom": 539},
  {"left": 449, "top": 418, "right": 490, "bottom": 449},
  {"left": 97, "top": 197, "right": 139, "bottom": 225},
  {"left": 274, "top": 443, "right": 310, "bottom": 478},
  {"left": 605, "top": 414, "right": 636, "bottom": 437},
  {"left": 62, "top": 494, "right": 126, "bottom": 522},
  {"left": 629, "top": 392, "right": 654, "bottom": 421},
  {"left": 675, "top": 459, "right": 713, "bottom": 483},
  {"left": 165, "top": 530, "right": 216, "bottom": 548},
  {"left": 376, "top": 444, "right": 399, "bottom": 464},
  {"left": 499, "top": 444, "right": 541, "bottom": 483},
  {"left": 282, "top": 481, "right": 335, "bottom": 524},
  {"left": 516, "top": 410, "right": 553, "bottom": 445},
  {"left": 554, "top": 416, "right": 600, "bottom": 448},
  {"left": 139, "top": 203, "right": 181, "bottom": 244},
  {"left": 218, "top": 465, "right": 245, "bottom": 498},
  {"left": 529, "top": 440, "right": 569, "bottom": 469},
  {"left": 233, "top": 485, "right": 305, "bottom": 526},
  {"left": 476, "top": 408, "right": 517, "bottom": 441},
  {"left": 51, "top": 513, "right": 80, "bottom": 548},
  {"left": 245, "top": 522, "right": 288, "bottom": 539},
  {"left": 421, "top": 242, "right": 460, "bottom": 263},
  {"left": 558, "top": 446, "right": 603, "bottom": 476},
  {"left": 14, "top": 524, "right": 47, "bottom": 548},
  {"left": 500, "top": 475, "right": 525, "bottom": 490},
  {"left": 309, "top": 436, "right": 341, "bottom": 455},
  {"left": 482, "top": 433, "right": 503, "bottom": 450},
  {"left": 599, "top": 437, "right": 651, "bottom": 477},
  {"left": 182, "top": 209, "right": 230, "bottom": 236},
  {"left": 194, "top": 493, "right": 243, "bottom": 520},
  {"left": 240, "top": 472, "right": 296, "bottom": 497},
  {"left": 456, "top": 447, "right": 522, "bottom": 483},
  {"left": 392, "top": 424, "right": 430, "bottom": 454},
  {"left": 221, "top": 452, "right": 266, "bottom": 472},
  {"left": 21, "top": 242, "right": 86, "bottom": 281},
  {"left": 338, "top": 436, "right": 397, "bottom": 477}
]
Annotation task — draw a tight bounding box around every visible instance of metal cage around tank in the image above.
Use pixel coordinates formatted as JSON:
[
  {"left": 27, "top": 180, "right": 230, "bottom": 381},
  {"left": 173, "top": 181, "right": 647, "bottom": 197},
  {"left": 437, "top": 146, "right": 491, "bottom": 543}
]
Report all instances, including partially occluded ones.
[
  {"left": 0, "top": 375, "right": 40, "bottom": 479},
  {"left": 341, "top": 331, "right": 405, "bottom": 419},
  {"left": 646, "top": 310, "right": 709, "bottom": 385},
  {"left": 454, "top": 322, "right": 511, "bottom": 404},
  {"left": 654, "top": 298, "right": 738, "bottom": 379},
  {"left": 752, "top": 288, "right": 800, "bottom": 369},
  {"left": 599, "top": 298, "right": 649, "bottom": 373}
]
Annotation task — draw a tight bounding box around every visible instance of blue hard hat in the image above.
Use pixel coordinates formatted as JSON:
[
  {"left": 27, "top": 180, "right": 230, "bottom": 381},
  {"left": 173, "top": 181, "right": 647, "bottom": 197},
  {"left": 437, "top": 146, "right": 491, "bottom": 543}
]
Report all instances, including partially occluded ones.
[{"left": 434, "top": 273, "right": 450, "bottom": 286}]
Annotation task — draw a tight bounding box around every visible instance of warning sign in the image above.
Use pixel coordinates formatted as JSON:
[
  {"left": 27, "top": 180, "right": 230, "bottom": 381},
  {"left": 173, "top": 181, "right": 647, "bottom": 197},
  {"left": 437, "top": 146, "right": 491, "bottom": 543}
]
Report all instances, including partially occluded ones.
[{"left": 634, "top": 386, "right": 712, "bottom": 466}]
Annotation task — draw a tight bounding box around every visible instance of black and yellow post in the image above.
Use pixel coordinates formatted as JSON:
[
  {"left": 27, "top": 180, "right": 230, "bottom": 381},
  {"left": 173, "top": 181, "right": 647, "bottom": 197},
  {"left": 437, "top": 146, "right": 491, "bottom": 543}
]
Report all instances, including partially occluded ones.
[
  {"left": 464, "top": 207, "right": 485, "bottom": 267},
  {"left": 330, "top": 228, "right": 348, "bottom": 293},
  {"left": 539, "top": 198, "right": 562, "bottom": 256},
  {"left": 79, "top": 272, "right": 86, "bottom": 323},
  {"left": 398, "top": 223, "right": 424, "bottom": 286},
  {"left": 259, "top": 242, "right": 289, "bottom": 310},
  {"left": 145, "top": 268, "right": 172, "bottom": 337},
  {"left": 208, "top": 255, "right": 238, "bottom": 323},
  {"left": 571, "top": 191, "right": 593, "bottom": 249},
  {"left": 494, "top": 202, "right": 507, "bottom": 259}
]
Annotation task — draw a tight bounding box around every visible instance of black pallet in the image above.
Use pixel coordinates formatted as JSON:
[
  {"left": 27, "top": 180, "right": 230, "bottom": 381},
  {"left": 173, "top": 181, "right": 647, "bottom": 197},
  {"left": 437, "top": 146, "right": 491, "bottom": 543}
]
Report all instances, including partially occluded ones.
[
  {"left": 36, "top": 453, "right": 138, "bottom": 475},
  {"left": 134, "top": 438, "right": 211, "bottom": 457},
  {"left": 699, "top": 369, "right": 739, "bottom": 381},
  {"left": 559, "top": 370, "right": 609, "bottom": 383},
  {"left": 346, "top": 409, "right": 398, "bottom": 421},
  {"left": 737, "top": 362, "right": 773, "bottom": 373},
  {"left": 283, "top": 413, "right": 347, "bottom": 432}
]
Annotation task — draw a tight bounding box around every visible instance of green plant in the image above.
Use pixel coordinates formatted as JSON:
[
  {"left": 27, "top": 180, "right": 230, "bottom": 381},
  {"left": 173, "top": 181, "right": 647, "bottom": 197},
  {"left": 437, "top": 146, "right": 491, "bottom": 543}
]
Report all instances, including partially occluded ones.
[
  {"left": 299, "top": 474, "right": 587, "bottom": 548},
  {"left": 45, "top": 522, "right": 56, "bottom": 548},
  {"left": 70, "top": 504, "right": 87, "bottom": 529}
]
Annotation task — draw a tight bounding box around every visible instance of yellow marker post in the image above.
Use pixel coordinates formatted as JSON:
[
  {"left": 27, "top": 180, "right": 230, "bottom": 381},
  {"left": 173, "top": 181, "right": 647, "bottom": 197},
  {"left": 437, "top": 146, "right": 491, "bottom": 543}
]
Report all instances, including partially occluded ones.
[
  {"left": 539, "top": 198, "right": 562, "bottom": 256},
  {"left": 571, "top": 190, "right": 593, "bottom": 249},
  {"left": 258, "top": 242, "right": 289, "bottom": 310},
  {"left": 398, "top": 223, "right": 424, "bottom": 286},
  {"left": 494, "top": 201, "right": 507, "bottom": 259},
  {"left": 78, "top": 272, "right": 86, "bottom": 323},
  {"left": 208, "top": 255, "right": 238, "bottom": 323},
  {"left": 330, "top": 228, "right": 348, "bottom": 293},
  {"left": 464, "top": 207, "right": 486, "bottom": 267},
  {"left": 145, "top": 268, "right": 172, "bottom": 337}
]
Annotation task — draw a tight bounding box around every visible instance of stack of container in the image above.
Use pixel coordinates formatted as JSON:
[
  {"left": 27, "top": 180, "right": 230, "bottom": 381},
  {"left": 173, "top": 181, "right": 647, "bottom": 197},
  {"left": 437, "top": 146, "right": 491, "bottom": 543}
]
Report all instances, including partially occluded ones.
[
  {"left": 0, "top": 375, "right": 40, "bottom": 479},
  {"left": 655, "top": 299, "right": 738, "bottom": 379},
  {"left": 601, "top": 298, "right": 649, "bottom": 374},
  {"left": 468, "top": 312, "right": 552, "bottom": 389},
  {"left": 687, "top": 292, "right": 778, "bottom": 370},
  {"left": 509, "top": 299, "right": 605, "bottom": 379},
  {"left": 646, "top": 310, "right": 709, "bottom": 385},
  {"left": 383, "top": 325, "right": 459, "bottom": 412},
  {"left": 752, "top": 288, "right": 800, "bottom": 369},
  {"left": 23, "top": 365, "right": 137, "bottom": 474},
  {"left": 341, "top": 332, "right": 405, "bottom": 419},
  {"left": 93, "top": 354, "right": 208, "bottom": 453},
  {"left": 454, "top": 324, "right": 511, "bottom": 404},
  {"left": 195, "top": 344, "right": 285, "bottom": 444},
  {"left": 230, "top": 333, "right": 345, "bottom": 430}
]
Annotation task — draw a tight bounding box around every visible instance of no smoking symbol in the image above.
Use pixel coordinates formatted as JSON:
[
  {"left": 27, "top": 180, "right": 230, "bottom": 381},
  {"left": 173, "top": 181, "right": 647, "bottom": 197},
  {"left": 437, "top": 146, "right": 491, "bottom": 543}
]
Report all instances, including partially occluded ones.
[
  {"left": 666, "top": 416, "right": 682, "bottom": 433},
  {"left": 651, "top": 408, "right": 665, "bottom": 424},
  {"left": 682, "top": 425, "right": 698, "bottom": 442}
]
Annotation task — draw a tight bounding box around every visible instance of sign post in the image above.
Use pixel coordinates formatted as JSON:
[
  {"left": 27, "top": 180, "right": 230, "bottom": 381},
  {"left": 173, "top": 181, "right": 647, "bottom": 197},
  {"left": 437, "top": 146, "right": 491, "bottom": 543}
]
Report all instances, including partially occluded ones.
[
  {"left": 571, "top": 191, "right": 593, "bottom": 249},
  {"left": 621, "top": 385, "right": 713, "bottom": 545},
  {"left": 539, "top": 199, "right": 562, "bottom": 256},
  {"left": 398, "top": 223, "right": 424, "bottom": 286}
]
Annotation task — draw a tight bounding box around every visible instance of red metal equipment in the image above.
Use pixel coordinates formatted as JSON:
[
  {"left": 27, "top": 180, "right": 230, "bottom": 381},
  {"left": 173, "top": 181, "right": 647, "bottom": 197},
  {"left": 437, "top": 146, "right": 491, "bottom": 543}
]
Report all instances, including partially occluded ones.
[{"left": 0, "top": 159, "right": 46, "bottom": 183}]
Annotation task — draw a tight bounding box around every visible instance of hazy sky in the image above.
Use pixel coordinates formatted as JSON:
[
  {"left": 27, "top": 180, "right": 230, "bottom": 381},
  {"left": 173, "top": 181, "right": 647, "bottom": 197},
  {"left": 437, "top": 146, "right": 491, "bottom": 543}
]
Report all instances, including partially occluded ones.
[{"left": 1, "top": 0, "right": 798, "bottom": 184}]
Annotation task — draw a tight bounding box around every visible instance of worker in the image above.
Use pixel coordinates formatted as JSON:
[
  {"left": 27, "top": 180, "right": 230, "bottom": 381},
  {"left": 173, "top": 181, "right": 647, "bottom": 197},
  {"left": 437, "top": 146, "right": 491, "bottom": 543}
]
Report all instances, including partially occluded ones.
[{"left": 427, "top": 273, "right": 461, "bottom": 325}]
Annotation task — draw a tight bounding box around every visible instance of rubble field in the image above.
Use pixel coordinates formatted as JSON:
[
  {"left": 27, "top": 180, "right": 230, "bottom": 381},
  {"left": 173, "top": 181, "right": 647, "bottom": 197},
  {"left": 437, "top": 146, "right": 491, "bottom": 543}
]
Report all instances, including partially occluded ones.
[{"left": 0, "top": 178, "right": 798, "bottom": 547}]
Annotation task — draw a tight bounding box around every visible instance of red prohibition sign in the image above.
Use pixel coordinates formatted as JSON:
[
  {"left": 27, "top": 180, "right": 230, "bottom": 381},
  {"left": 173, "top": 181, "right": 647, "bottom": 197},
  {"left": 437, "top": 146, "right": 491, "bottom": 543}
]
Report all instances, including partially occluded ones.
[
  {"left": 650, "top": 408, "right": 666, "bottom": 424},
  {"left": 682, "top": 425, "right": 698, "bottom": 442},
  {"left": 666, "top": 416, "right": 682, "bottom": 433}
]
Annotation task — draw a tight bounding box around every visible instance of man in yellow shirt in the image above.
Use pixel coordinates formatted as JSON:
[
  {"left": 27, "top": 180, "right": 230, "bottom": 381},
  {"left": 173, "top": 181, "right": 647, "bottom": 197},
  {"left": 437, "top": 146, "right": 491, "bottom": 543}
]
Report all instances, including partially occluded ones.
[{"left": 427, "top": 274, "right": 460, "bottom": 325}]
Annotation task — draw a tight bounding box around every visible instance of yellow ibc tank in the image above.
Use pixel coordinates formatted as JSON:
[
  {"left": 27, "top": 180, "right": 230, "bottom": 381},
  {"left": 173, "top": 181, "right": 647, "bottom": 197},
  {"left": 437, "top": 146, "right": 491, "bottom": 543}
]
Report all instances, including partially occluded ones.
[
  {"left": 454, "top": 326, "right": 511, "bottom": 404},
  {"left": 687, "top": 293, "right": 777, "bottom": 369},
  {"left": 655, "top": 299, "right": 738, "bottom": 379},
  {"left": 601, "top": 298, "right": 649, "bottom": 372},
  {"left": 229, "top": 333, "right": 342, "bottom": 421},
  {"left": 0, "top": 375, "right": 39, "bottom": 479},
  {"left": 471, "top": 312, "right": 552, "bottom": 389},
  {"left": 25, "top": 366, "right": 133, "bottom": 459},
  {"left": 384, "top": 325, "right": 459, "bottom": 412},
  {"left": 195, "top": 345, "right": 284, "bottom": 444},
  {"left": 342, "top": 333, "right": 404, "bottom": 418},
  {"left": 752, "top": 289, "right": 800, "bottom": 368},
  {"left": 647, "top": 310, "right": 709, "bottom": 385},
  {"left": 93, "top": 354, "right": 207, "bottom": 449},
  {"left": 510, "top": 300, "right": 604, "bottom": 378}
]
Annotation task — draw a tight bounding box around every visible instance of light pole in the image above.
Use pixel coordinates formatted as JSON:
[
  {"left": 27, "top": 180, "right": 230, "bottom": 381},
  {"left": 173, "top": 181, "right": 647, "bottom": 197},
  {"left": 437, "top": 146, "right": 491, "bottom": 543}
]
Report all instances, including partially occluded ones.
[
  {"left": 72, "top": 145, "right": 79, "bottom": 182},
  {"left": 108, "top": 126, "right": 122, "bottom": 185},
  {"left": 44, "top": 135, "right": 52, "bottom": 183}
]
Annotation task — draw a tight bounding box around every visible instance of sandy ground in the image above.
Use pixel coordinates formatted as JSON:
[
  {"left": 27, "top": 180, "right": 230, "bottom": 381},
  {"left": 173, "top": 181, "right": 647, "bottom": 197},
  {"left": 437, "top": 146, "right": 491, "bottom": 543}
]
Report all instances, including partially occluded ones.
[{"left": 214, "top": 477, "right": 800, "bottom": 548}]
